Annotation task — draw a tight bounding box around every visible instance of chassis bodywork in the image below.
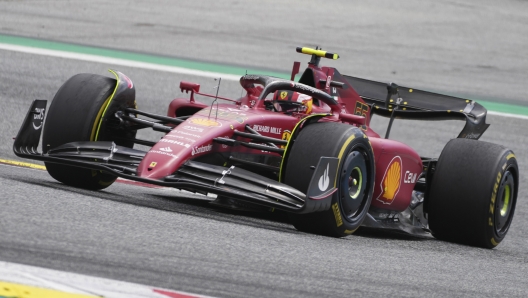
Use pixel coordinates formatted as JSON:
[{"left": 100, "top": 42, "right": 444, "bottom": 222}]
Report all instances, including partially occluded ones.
[{"left": 14, "top": 48, "right": 491, "bottom": 236}]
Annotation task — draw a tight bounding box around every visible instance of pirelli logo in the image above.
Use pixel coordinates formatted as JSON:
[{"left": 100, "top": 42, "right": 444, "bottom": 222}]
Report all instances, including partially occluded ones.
[{"left": 332, "top": 203, "right": 343, "bottom": 227}]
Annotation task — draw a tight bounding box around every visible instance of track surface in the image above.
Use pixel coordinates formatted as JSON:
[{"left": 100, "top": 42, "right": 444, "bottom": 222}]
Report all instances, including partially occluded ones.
[{"left": 1, "top": 1, "right": 528, "bottom": 297}]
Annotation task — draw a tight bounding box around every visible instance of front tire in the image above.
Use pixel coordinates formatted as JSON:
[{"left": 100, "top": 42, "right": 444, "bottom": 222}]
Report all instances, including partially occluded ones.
[
  {"left": 427, "top": 138, "right": 519, "bottom": 248},
  {"left": 284, "top": 122, "right": 375, "bottom": 237},
  {"left": 42, "top": 73, "right": 131, "bottom": 190}
]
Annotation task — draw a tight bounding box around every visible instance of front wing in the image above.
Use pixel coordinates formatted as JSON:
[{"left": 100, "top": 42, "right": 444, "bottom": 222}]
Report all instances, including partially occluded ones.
[{"left": 14, "top": 100, "right": 338, "bottom": 214}]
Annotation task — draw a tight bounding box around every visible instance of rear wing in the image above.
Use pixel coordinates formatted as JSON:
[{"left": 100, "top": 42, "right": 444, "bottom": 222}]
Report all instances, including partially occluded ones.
[{"left": 344, "top": 75, "right": 489, "bottom": 140}]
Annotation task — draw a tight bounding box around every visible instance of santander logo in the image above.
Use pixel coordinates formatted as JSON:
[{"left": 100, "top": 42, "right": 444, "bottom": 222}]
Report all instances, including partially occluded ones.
[{"left": 191, "top": 144, "right": 212, "bottom": 156}]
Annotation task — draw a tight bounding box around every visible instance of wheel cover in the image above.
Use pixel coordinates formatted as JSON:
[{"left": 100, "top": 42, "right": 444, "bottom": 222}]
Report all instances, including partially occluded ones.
[
  {"left": 340, "top": 148, "right": 370, "bottom": 221},
  {"left": 495, "top": 170, "right": 515, "bottom": 235},
  {"left": 500, "top": 185, "right": 511, "bottom": 217},
  {"left": 348, "top": 167, "right": 363, "bottom": 199}
]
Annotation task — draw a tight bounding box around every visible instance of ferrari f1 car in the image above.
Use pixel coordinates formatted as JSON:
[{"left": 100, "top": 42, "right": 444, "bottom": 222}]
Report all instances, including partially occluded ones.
[{"left": 14, "top": 47, "right": 519, "bottom": 248}]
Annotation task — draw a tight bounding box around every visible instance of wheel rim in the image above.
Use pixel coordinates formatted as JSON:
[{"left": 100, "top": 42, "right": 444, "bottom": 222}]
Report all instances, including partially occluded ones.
[
  {"left": 500, "top": 184, "right": 511, "bottom": 217},
  {"left": 495, "top": 170, "right": 516, "bottom": 235},
  {"left": 340, "top": 148, "right": 370, "bottom": 221},
  {"left": 348, "top": 167, "right": 363, "bottom": 199}
]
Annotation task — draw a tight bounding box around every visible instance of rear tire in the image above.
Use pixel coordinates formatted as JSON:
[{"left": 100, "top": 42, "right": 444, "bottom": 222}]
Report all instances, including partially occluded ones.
[
  {"left": 42, "top": 73, "right": 129, "bottom": 190},
  {"left": 284, "top": 122, "right": 375, "bottom": 237},
  {"left": 427, "top": 139, "right": 518, "bottom": 248}
]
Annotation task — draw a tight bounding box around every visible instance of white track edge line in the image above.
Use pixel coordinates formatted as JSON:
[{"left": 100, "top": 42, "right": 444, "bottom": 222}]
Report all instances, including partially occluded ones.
[
  {"left": 1, "top": 43, "right": 527, "bottom": 120},
  {"left": 0, "top": 43, "right": 241, "bottom": 81},
  {"left": 487, "top": 110, "right": 528, "bottom": 120}
]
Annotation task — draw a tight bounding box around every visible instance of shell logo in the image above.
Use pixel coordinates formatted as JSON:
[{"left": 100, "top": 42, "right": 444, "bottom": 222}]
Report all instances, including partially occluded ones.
[
  {"left": 190, "top": 118, "right": 221, "bottom": 127},
  {"left": 376, "top": 156, "right": 402, "bottom": 205}
]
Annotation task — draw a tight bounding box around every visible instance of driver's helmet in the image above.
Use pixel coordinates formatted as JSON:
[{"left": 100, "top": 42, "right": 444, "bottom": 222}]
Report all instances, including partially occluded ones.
[{"left": 272, "top": 90, "right": 313, "bottom": 114}]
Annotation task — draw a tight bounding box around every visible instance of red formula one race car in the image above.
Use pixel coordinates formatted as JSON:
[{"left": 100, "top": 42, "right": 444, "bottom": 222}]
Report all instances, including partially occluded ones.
[{"left": 14, "top": 47, "right": 519, "bottom": 248}]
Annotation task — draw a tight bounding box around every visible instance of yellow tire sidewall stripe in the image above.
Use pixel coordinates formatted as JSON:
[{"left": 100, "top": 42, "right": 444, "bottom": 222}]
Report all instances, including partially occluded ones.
[
  {"left": 278, "top": 114, "right": 330, "bottom": 182},
  {"left": 93, "top": 69, "right": 120, "bottom": 141},
  {"left": 334, "top": 134, "right": 356, "bottom": 188}
]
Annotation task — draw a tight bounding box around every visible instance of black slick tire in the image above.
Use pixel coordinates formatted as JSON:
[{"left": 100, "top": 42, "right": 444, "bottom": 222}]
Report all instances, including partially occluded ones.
[
  {"left": 42, "top": 73, "right": 120, "bottom": 190},
  {"left": 427, "top": 138, "right": 518, "bottom": 248},
  {"left": 284, "top": 122, "right": 375, "bottom": 237}
]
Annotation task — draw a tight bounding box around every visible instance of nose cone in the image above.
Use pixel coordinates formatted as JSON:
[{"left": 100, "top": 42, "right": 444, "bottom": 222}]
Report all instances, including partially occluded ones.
[
  {"left": 137, "top": 139, "right": 188, "bottom": 179},
  {"left": 136, "top": 115, "right": 230, "bottom": 179}
]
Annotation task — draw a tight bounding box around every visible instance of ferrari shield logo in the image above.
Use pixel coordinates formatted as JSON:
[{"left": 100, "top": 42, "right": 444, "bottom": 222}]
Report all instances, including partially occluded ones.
[
  {"left": 280, "top": 130, "right": 291, "bottom": 149},
  {"left": 280, "top": 91, "right": 288, "bottom": 99}
]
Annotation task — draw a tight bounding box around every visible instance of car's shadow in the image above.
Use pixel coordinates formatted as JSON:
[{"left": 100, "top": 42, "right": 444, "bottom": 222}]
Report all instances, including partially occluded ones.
[{"left": 12, "top": 175, "right": 431, "bottom": 242}]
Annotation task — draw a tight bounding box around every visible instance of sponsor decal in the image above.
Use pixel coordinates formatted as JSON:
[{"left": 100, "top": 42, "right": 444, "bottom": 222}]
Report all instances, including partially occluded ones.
[
  {"left": 159, "top": 138, "right": 191, "bottom": 148},
  {"left": 252, "top": 124, "right": 282, "bottom": 135},
  {"left": 250, "top": 99, "right": 256, "bottom": 107},
  {"left": 197, "top": 108, "right": 248, "bottom": 124},
  {"left": 174, "top": 130, "right": 201, "bottom": 138},
  {"left": 488, "top": 169, "right": 503, "bottom": 227},
  {"left": 490, "top": 237, "right": 499, "bottom": 246},
  {"left": 159, "top": 147, "right": 173, "bottom": 152},
  {"left": 259, "top": 143, "right": 278, "bottom": 153},
  {"left": 318, "top": 163, "right": 330, "bottom": 191},
  {"left": 222, "top": 111, "right": 247, "bottom": 123},
  {"left": 149, "top": 162, "right": 157, "bottom": 168},
  {"left": 190, "top": 118, "right": 222, "bottom": 127},
  {"left": 464, "top": 132, "right": 480, "bottom": 139},
  {"left": 280, "top": 91, "right": 288, "bottom": 99},
  {"left": 376, "top": 156, "right": 402, "bottom": 205},
  {"left": 191, "top": 144, "right": 213, "bottom": 156},
  {"left": 403, "top": 171, "right": 418, "bottom": 184},
  {"left": 355, "top": 102, "right": 369, "bottom": 117},
  {"left": 32, "top": 107, "right": 45, "bottom": 130},
  {"left": 290, "top": 82, "right": 327, "bottom": 96},
  {"left": 164, "top": 134, "right": 196, "bottom": 143},
  {"left": 150, "top": 150, "right": 178, "bottom": 158},
  {"left": 183, "top": 125, "right": 204, "bottom": 133},
  {"left": 344, "top": 228, "right": 357, "bottom": 235},
  {"left": 325, "top": 75, "right": 332, "bottom": 89},
  {"left": 332, "top": 202, "right": 343, "bottom": 227}
]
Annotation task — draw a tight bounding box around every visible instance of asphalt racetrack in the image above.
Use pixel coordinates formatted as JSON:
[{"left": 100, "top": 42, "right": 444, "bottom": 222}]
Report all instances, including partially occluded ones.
[{"left": 1, "top": 1, "right": 528, "bottom": 297}]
